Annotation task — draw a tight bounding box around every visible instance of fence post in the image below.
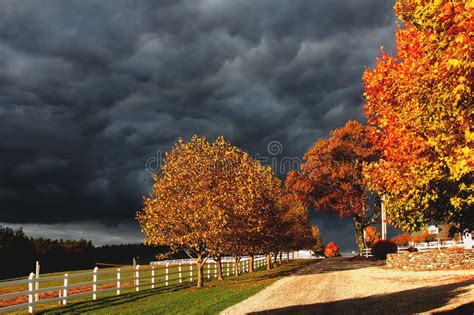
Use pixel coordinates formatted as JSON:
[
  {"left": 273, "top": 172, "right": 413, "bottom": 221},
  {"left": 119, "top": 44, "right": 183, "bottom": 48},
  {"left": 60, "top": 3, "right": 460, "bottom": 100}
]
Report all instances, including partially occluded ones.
[
  {"left": 179, "top": 263, "right": 182, "bottom": 284},
  {"left": 207, "top": 261, "right": 210, "bottom": 279},
  {"left": 214, "top": 262, "right": 217, "bottom": 278},
  {"left": 62, "top": 273, "right": 68, "bottom": 305},
  {"left": 226, "top": 261, "right": 229, "bottom": 276},
  {"left": 35, "top": 261, "right": 40, "bottom": 302},
  {"left": 93, "top": 267, "right": 98, "bottom": 300},
  {"left": 135, "top": 265, "right": 140, "bottom": 292},
  {"left": 151, "top": 266, "right": 155, "bottom": 289},
  {"left": 165, "top": 263, "right": 169, "bottom": 286},
  {"left": 189, "top": 262, "right": 193, "bottom": 282},
  {"left": 28, "top": 272, "right": 35, "bottom": 314},
  {"left": 117, "top": 268, "right": 121, "bottom": 295}
]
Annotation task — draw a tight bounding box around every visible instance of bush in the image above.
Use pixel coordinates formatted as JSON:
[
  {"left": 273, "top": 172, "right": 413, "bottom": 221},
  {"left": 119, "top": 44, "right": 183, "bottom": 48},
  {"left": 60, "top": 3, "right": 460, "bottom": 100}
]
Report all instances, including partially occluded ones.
[
  {"left": 411, "top": 231, "right": 436, "bottom": 243},
  {"left": 407, "top": 246, "right": 418, "bottom": 252},
  {"left": 324, "top": 241, "right": 340, "bottom": 258},
  {"left": 390, "top": 232, "right": 410, "bottom": 246},
  {"left": 370, "top": 240, "right": 397, "bottom": 260}
]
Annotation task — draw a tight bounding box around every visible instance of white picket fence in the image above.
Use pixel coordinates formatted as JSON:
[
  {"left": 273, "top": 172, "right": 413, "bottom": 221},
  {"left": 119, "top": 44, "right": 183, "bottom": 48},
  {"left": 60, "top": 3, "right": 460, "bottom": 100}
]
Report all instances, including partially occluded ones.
[
  {"left": 0, "top": 252, "right": 304, "bottom": 314},
  {"left": 362, "top": 240, "right": 468, "bottom": 258}
]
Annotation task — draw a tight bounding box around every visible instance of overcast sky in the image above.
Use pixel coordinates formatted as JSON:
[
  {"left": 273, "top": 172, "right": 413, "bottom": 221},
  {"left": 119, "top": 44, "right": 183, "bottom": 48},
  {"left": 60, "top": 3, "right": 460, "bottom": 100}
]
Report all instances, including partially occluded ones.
[{"left": 0, "top": 0, "right": 396, "bottom": 251}]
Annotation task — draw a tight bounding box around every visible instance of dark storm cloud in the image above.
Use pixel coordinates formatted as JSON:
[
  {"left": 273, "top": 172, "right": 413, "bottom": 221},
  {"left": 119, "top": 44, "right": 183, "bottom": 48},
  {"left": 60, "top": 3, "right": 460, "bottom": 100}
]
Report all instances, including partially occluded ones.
[{"left": 0, "top": 0, "right": 396, "bottom": 224}]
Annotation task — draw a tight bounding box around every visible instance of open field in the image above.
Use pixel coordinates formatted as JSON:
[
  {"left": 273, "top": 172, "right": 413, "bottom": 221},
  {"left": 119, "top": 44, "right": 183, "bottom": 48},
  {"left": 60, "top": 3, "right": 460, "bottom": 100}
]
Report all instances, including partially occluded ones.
[{"left": 223, "top": 257, "right": 474, "bottom": 314}]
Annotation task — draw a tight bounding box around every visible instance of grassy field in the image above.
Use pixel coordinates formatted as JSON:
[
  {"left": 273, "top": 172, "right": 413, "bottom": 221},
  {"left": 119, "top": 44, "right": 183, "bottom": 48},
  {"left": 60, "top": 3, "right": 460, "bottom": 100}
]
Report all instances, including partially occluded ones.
[
  {"left": 27, "top": 260, "right": 314, "bottom": 314},
  {"left": 1, "top": 259, "right": 257, "bottom": 312}
]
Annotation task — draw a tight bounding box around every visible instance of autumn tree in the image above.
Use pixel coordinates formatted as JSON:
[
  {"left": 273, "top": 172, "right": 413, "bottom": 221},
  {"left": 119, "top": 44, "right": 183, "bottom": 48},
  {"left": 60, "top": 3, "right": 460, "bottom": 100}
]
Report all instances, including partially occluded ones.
[
  {"left": 214, "top": 160, "right": 282, "bottom": 276},
  {"left": 286, "top": 121, "right": 380, "bottom": 255},
  {"left": 310, "top": 225, "right": 323, "bottom": 255},
  {"left": 364, "top": 226, "right": 381, "bottom": 247},
  {"left": 363, "top": 0, "right": 473, "bottom": 232},
  {"left": 271, "top": 192, "right": 313, "bottom": 264},
  {"left": 137, "top": 135, "right": 266, "bottom": 287}
]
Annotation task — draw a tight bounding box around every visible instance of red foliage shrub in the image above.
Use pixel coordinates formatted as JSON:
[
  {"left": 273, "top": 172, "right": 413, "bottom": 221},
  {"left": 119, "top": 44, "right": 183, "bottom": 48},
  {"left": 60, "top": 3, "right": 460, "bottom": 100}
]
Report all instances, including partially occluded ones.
[
  {"left": 324, "top": 241, "right": 340, "bottom": 258},
  {"left": 391, "top": 233, "right": 410, "bottom": 246},
  {"left": 411, "top": 231, "right": 436, "bottom": 243}
]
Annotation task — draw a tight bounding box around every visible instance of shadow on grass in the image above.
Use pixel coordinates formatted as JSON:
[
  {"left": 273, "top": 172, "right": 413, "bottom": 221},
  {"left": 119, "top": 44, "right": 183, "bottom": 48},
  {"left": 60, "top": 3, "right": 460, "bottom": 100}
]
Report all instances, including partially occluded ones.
[
  {"left": 38, "top": 261, "right": 314, "bottom": 314},
  {"left": 249, "top": 279, "right": 474, "bottom": 315},
  {"left": 37, "top": 282, "right": 195, "bottom": 314}
]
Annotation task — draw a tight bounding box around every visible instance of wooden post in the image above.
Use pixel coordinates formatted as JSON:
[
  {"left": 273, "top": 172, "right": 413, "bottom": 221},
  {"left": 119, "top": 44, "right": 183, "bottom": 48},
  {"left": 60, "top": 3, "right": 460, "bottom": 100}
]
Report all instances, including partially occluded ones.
[
  {"left": 189, "top": 262, "right": 193, "bottom": 282},
  {"left": 226, "top": 261, "right": 229, "bottom": 276},
  {"left": 35, "top": 261, "right": 40, "bottom": 302},
  {"left": 117, "top": 269, "right": 121, "bottom": 295},
  {"left": 93, "top": 267, "right": 98, "bottom": 300},
  {"left": 28, "top": 272, "right": 34, "bottom": 314},
  {"left": 207, "top": 261, "right": 210, "bottom": 279},
  {"left": 214, "top": 262, "right": 217, "bottom": 278},
  {"left": 151, "top": 266, "right": 155, "bottom": 289},
  {"left": 135, "top": 265, "right": 140, "bottom": 292},
  {"left": 62, "top": 274, "right": 68, "bottom": 305},
  {"left": 179, "top": 263, "right": 182, "bottom": 284},
  {"left": 165, "top": 263, "right": 169, "bottom": 286},
  {"left": 381, "top": 195, "right": 387, "bottom": 240}
]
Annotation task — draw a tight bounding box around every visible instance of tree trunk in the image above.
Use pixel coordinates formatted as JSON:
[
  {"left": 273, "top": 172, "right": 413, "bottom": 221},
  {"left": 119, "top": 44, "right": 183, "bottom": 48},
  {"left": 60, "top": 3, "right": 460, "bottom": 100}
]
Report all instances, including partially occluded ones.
[
  {"left": 233, "top": 256, "right": 240, "bottom": 276},
  {"left": 216, "top": 256, "right": 223, "bottom": 280},
  {"left": 279, "top": 252, "right": 282, "bottom": 264},
  {"left": 354, "top": 217, "right": 366, "bottom": 256},
  {"left": 196, "top": 255, "right": 204, "bottom": 288},
  {"left": 249, "top": 255, "right": 254, "bottom": 273},
  {"left": 274, "top": 252, "right": 278, "bottom": 265},
  {"left": 287, "top": 251, "right": 290, "bottom": 261},
  {"left": 266, "top": 254, "right": 271, "bottom": 271}
]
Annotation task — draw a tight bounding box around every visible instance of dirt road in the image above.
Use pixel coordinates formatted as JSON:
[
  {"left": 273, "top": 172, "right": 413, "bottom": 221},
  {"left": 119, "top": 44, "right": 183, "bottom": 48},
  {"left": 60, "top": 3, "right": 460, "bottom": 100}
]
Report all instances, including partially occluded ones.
[{"left": 221, "top": 257, "right": 474, "bottom": 314}]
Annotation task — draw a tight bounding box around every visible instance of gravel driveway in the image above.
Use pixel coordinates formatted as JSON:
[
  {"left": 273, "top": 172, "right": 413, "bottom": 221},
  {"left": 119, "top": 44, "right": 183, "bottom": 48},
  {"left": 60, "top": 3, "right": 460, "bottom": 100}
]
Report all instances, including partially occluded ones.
[{"left": 221, "top": 257, "right": 474, "bottom": 315}]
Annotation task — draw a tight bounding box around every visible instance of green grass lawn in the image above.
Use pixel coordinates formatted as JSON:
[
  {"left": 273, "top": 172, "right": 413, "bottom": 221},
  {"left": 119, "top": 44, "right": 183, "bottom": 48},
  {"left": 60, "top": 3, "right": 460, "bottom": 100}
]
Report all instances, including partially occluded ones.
[{"left": 33, "top": 260, "right": 314, "bottom": 314}]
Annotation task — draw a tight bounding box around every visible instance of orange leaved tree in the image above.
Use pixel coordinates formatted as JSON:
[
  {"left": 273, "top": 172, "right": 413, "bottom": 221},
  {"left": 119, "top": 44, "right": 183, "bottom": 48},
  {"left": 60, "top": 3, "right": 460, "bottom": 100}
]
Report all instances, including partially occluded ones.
[
  {"left": 270, "top": 192, "right": 313, "bottom": 265},
  {"left": 137, "top": 135, "right": 262, "bottom": 287},
  {"left": 363, "top": 0, "right": 473, "bottom": 231},
  {"left": 286, "top": 121, "right": 380, "bottom": 255},
  {"left": 364, "top": 226, "right": 381, "bottom": 247},
  {"left": 310, "top": 225, "right": 323, "bottom": 255}
]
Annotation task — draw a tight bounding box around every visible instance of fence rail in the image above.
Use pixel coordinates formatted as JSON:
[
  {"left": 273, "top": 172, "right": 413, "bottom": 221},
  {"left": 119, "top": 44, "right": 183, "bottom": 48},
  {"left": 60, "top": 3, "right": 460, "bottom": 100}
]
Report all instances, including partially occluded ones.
[
  {"left": 0, "top": 251, "right": 308, "bottom": 314},
  {"left": 362, "top": 240, "right": 467, "bottom": 258}
]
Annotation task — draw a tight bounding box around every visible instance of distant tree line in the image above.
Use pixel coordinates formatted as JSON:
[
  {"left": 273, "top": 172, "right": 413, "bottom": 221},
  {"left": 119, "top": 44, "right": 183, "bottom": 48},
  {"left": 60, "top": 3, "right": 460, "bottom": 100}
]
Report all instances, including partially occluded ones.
[{"left": 0, "top": 226, "right": 171, "bottom": 279}]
